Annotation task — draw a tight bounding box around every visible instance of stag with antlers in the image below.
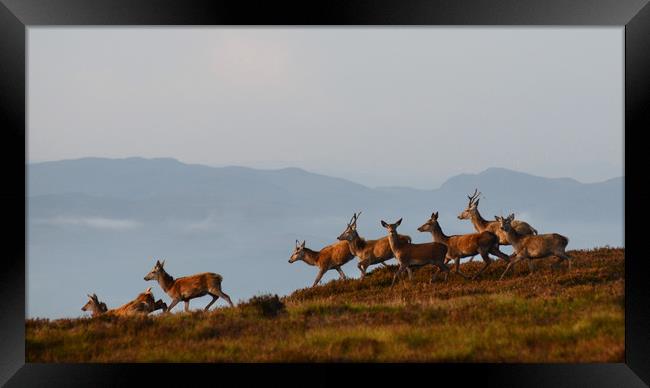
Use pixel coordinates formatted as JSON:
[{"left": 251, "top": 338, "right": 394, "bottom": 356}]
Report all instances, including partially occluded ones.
[
  {"left": 458, "top": 189, "right": 538, "bottom": 254},
  {"left": 337, "top": 212, "right": 411, "bottom": 278}
]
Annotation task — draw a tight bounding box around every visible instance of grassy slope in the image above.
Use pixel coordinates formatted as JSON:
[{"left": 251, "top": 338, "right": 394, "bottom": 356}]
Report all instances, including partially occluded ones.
[{"left": 26, "top": 247, "right": 624, "bottom": 362}]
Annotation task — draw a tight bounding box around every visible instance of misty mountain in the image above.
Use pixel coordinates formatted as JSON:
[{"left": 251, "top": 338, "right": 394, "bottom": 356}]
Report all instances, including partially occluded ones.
[{"left": 27, "top": 158, "right": 623, "bottom": 318}]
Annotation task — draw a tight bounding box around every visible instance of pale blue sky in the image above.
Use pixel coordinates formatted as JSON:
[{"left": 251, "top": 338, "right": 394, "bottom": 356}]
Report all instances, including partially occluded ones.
[{"left": 28, "top": 27, "right": 623, "bottom": 189}]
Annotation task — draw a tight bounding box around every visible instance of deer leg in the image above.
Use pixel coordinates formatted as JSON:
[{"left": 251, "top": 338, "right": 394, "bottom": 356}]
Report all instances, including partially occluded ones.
[
  {"left": 434, "top": 262, "right": 451, "bottom": 282},
  {"left": 312, "top": 268, "right": 326, "bottom": 288},
  {"left": 358, "top": 262, "right": 367, "bottom": 279},
  {"left": 526, "top": 259, "right": 536, "bottom": 276},
  {"left": 558, "top": 253, "right": 571, "bottom": 271},
  {"left": 490, "top": 247, "right": 510, "bottom": 263},
  {"left": 472, "top": 251, "right": 492, "bottom": 280},
  {"left": 184, "top": 300, "right": 190, "bottom": 312},
  {"left": 336, "top": 267, "right": 347, "bottom": 280},
  {"left": 205, "top": 295, "right": 218, "bottom": 311},
  {"left": 167, "top": 299, "right": 180, "bottom": 313},
  {"left": 500, "top": 255, "right": 523, "bottom": 280},
  {"left": 391, "top": 265, "right": 405, "bottom": 288},
  {"left": 217, "top": 290, "right": 234, "bottom": 307},
  {"left": 406, "top": 266, "right": 414, "bottom": 280},
  {"left": 453, "top": 257, "right": 469, "bottom": 279}
]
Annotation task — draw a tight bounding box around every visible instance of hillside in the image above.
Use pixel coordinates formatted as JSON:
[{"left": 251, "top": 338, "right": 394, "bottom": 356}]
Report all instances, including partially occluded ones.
[
  {"left": 27, "top": 157, "right": 623, "bottom": 319},
  {"left": 26, "top": 247, "right": 624, "bottom": 362}
]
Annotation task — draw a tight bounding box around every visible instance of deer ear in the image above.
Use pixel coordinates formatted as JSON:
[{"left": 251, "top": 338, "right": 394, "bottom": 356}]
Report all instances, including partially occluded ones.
[
  {"left": 474, "top": 198, "right": 480, "bottom": 206},
  {"left": 145, "top": 287, "right": 152, "bottom": 294},
  {"left": 434, "top": 212, "right": 438, "bottom": 218},
  {"left": 381, "top": 220, "right": 388, "bottom": 228},
  {"left": 494, "top": 216, "right": 500, "bottom": 221},
  {"left": 87, "top": 294, "right": 93, "bottom": 299},
  {"left": 396, "top": 218, "right": 402, "bottom": 226},
  {"left": 160, "top": 260, "right": 165, "bottom": 268},
  {"left": 301, "top": 240, "right": 306, "bottom": 248},
  {"left": 431, "top": 212, "right": 435, "bottom": 219}
]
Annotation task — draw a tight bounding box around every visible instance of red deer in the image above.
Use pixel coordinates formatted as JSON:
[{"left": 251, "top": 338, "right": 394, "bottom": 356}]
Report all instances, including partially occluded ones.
[
  {"left": 144, "top": 259, "right": 234, "bottom": 312},
  {"left": 289, "top": 239, "right": 354, "bottom": 287},
  {"left": 337, "top": 212, "right": 411, "bottom": 278},
  {"left": 380, "top": 218, "right": 451, "bottom": 286},
  {"left": 417, "top": 211, "right": 510, "bottom": 280},
  {"left": 458, "top": 189, "right": 538, "bottom": 248},
  {"left": 496, "top": 214, "right": 571, "bottom": 280},
  {"left": 81, "top": 293, "right": 108, "bottom": 317},
  {"left": 81, "top": 288, "right": 167, "bottom": 317}
]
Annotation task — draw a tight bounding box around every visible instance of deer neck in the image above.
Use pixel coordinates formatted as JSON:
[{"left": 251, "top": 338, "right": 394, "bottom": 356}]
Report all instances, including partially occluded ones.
[
  {"left": 157, "top": 270, "right": 175, "bottom": 293},
  {"left": 302, "top": 248, "right": 320, "bottom": 266},
  {"left": 387, "top": 231, "right": 404, "bottom": 252},
  {"left": 504, "top": 228, "right": 523, "bottom": 248},
  {"left": 470, "top": 209, "right": 490, "bottom": 231},
  {"left": 429, "top": 223, "right": 450, "bottom": 245},
  {"left": 92, "top": 305, "right": 105, "bottom": 317},
  {"left": 347, "top": 234, "right": 365, "bottom": 255}
]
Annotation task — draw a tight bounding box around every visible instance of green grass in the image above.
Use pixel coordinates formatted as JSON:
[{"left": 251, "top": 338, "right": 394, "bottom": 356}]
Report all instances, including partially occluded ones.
[{"left": 26, "top": 247, "right": 624, "bottom": 362}]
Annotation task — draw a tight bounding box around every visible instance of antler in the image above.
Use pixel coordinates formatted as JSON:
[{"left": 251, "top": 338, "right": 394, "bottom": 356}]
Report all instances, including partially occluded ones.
[
  {"left": 467, "top": 188, "right": 482, "bottom": 206},
  {"left": 467, "top": 188, "right": 479, "bottom": 204}
]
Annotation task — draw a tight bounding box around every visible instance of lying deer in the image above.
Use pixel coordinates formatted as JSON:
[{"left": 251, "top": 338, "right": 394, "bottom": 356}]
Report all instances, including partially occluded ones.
[
  {"left": 458, "top": 189, "right": 538, "bottom": 250},
  {"left": 81, "top": 288, "right": 167, "bottom": 317},
  {"left": 381, "top": 218, "right": 451, "bottom": 286},
  {"left": 496, "top": 214, "right": 571, "bottom": 280},
  {"left": 289, "top": 239, "right": 354, "bottom": 287},
  {"left": 417, "top": 211, "right": 510, "bottom": 280},
  {"left": 337, "top": 212, "right": 411, "bottom": 278},
  {"left": 81, "top": 293, "right": 108, "bottom": 317},
  {"left": 144, "top": 259, "right": 234, "bottom": 312}
]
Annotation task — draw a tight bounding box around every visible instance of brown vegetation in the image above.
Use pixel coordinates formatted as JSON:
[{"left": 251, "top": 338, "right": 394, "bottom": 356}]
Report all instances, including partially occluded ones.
[{"left": 27, "top": 248, "right": 623, "bottom": 363}]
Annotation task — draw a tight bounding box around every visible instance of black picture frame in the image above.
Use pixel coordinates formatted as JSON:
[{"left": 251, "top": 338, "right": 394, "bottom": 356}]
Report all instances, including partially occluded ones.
[{"left": 1, "top": 0, "right": 648, "bottom": 386}]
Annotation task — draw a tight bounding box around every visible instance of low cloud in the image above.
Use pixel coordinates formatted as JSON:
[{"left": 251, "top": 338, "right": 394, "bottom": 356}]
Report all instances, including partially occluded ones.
[{"left": 34, "top": 216, "right": 141, "bottom": 230}]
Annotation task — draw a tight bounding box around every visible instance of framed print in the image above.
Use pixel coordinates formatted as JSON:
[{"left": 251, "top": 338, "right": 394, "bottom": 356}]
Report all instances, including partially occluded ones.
[{"left": 1, "top": 0, "right": 648, "bottom": 386}]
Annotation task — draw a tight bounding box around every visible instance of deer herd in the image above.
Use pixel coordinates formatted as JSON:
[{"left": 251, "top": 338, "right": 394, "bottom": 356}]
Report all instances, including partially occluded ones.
[
  {"left": 82, "top": 189, "right": 571, "bottom": 318},
  {"left": 289, "top": 189, "right": 571, "bottom": 287}
]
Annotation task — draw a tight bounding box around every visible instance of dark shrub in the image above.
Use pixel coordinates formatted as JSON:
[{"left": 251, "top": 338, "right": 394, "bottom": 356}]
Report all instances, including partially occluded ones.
[{"left": 240, "top": 294, "right": 286, "bottom": 318}]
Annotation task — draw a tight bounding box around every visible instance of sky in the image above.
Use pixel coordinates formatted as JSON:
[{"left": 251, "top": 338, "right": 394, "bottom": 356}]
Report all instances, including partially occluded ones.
[{"left": 28, "top": 27, "right": 624, "bottom": 189}]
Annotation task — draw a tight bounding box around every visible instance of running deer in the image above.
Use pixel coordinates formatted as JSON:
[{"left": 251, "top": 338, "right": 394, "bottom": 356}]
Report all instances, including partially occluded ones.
[
  {"left": 144, "top": 259, "right": 234, "bottom": 312},
  {"left": 81, "top": 288, "right": 167, "bottom": 317},
  {"left": 337, "top": 212, "right": 411, "bottom": 278},
  {"left": 458, "top": 189, "right": 538, "bottom": 260},
  {"left": 496, "top": 214, "right": 571, "bottom": 280},
  {"left": 417, "top": 211, "right": 510, "bottom": 280},
  {"left": 380, "top": 218, "right": 451, "bottom": 286},
  {"left": 289, "top": 239, "right": 354, "bottom": 287}
]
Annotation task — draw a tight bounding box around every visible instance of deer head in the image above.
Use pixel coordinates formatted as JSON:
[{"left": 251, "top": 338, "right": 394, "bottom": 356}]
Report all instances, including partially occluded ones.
[
  {"left": 288, "top": 240, "right": 306, "bottom": 263},
  {"left": 495, "top": 213, "right": 516, "bottom": 232},
  {"left": 458, "top": 189, "right": 481, "bottom": 220},
  {"left": 81, "top": 293, "right": 107, "bottom": 316},
  {"left": 380, "top": 218, "right": 402, "bottom": 235},
  {"left": 417, "top": 211, "right": 439, "bottom": 233},
  {"left": 144, "top": 259, "right": 166, "bottom": 281},
  {"left": 337, "top": 212, "right": 361, "bottom": 242}
]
